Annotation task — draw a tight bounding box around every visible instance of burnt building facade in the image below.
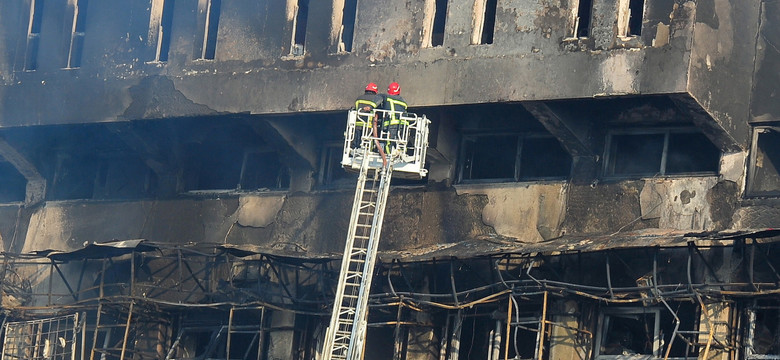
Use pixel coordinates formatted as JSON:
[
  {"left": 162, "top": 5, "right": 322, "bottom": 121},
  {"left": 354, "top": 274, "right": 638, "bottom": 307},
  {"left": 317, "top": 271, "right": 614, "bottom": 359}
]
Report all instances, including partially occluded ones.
[{"left": 0, "top": 0, "right": 779, "bottom": 359}]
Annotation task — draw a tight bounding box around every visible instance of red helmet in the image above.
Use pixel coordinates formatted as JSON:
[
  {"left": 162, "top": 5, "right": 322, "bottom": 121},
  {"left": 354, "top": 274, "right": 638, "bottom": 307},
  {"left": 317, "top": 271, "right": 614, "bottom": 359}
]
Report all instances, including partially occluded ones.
[
  {"left": 365, "top": 83, "right": 378, "bottom": 93},
  {"left": 388, "top": 82, "right": 401, "bottom": 95}
]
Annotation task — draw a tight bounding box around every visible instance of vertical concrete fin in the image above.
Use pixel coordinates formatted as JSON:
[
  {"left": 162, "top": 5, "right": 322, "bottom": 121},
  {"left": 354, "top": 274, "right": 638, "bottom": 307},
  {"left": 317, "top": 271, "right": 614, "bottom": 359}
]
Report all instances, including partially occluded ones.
[{"left": 0, "top": 135, "right": 45, "bottom": 205}]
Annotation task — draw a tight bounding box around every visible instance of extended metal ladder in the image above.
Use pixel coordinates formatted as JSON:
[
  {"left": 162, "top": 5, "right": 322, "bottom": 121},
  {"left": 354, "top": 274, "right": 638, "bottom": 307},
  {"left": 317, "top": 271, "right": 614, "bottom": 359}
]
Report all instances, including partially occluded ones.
[
  {"left": 322, "top": 148, "right": 394, "bottom": 360},
  {"left": 322, "top": 109, "right": 430, "bottom": 360}
]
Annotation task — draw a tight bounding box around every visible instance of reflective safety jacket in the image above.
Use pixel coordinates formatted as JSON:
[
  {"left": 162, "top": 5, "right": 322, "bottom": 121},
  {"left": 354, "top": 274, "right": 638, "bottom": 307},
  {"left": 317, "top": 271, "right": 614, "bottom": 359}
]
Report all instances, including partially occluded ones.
[
  {"left": 354, "top": 92, "right": 383, "bottom": 127},
  {"left": 382, "top": 95, "right": 408, "bottom": 127}
]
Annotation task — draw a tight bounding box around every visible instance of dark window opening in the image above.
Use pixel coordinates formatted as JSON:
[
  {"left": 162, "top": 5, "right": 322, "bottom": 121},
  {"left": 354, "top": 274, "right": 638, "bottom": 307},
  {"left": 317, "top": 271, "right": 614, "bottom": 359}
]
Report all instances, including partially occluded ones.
[
  {"left": 627, "top": 0, "right": 644, "bottom": 36},
  {"left": 520, "top": 137, "right": 572, "bottom": 179},
  {"left": 480, "top": 0, "right": 497, "bottom": 44},
  {"left": 0, "top": 161, "right": 27, "bottom": 202},
  {"left": 340, "top": 0, "right": 358, "bottom": 52},
  {"left": 49, "top": 154, "right": 154, "bottom": 201},
  {"left": 184, "top": 144, "right": 289, "bottom": 192},
  {"left": 432, "top": 0, "right": 448, "bottom": 47},
  {"left": 292, "top": 0, "right": 310, "bottom": 55},
  {"left": 319, "top": 144, "right": 357, "bottom": 188},
  {"left": 441, "top": 303, "right": 543, "bottom": 360},
  {"left": 459, "top": 134, "right": 571, "bottom": 183},
  {"left": 169, "top": 309, "right": 265, "bottom": 359},
  {"left": 364, "top": 326, "right": 395, "bottom": 360},
  {"left": 50, "top": 154, "right": 97, "bottom": 200},
  {"left": 25, "top": 0, "right": 45, "bottom": 71},
  {"left": 183, "top": 143, "right": 242, "bottom": 191},
  {"left": 605, "top": 130, "right": 719, "bottom": 178},
  {"left": 202, "top": 0, "right": 221, "bottom": 59},
  {"left": 240, "top": 151, "right": 290, "bottom": 190},
  {"left": 666, "top": 133, "right": 720, "bottom": 173},
  {"left": 67, "top": 0, "right": 88, "bottom": 68},
  {"left": 596, "top": 304, "right": 699, "bottom": 360},
  {"left": 574, "top": 0, "right": 592, "bottom": 37},
  {"left": 748, "top": 127, "right": 780, "bottom": 197},
  {"left": 608, "top": 133, "right": 665, "bottom": 176},
  {"left": 599, "top": 310, "right": 657, "bottom": 356},
  {"left": 156, "top": 0, "right": 175, "bottom": 62},
  {"left": 746, "top": 300, "right": 780, "bottom": 358},
  {"left": 461, "top": 135, "right": 518, "bottom": 181},
  {"left": 92, "top": 156, "right": 154, "bottom": 200}
]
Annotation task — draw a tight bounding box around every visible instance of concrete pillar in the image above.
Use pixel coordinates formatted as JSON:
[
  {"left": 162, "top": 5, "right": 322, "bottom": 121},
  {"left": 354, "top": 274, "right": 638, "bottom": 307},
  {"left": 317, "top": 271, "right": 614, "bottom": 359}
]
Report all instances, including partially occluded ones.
[
  {"left": 268, "top": 310, "right": 296, "bottom": 360},
  {"left": 549, "top": 300, "right": 588, "bottom": 360},
  {"left": 698, "top": 302, "right": 732, "bottom": 360}
]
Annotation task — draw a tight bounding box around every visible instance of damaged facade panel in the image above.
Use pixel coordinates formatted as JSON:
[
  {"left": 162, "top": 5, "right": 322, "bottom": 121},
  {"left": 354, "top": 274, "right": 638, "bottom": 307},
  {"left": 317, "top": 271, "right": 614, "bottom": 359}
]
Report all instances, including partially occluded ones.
[{"left": 0, "top": 236, "right": 779, "bottom": 359}]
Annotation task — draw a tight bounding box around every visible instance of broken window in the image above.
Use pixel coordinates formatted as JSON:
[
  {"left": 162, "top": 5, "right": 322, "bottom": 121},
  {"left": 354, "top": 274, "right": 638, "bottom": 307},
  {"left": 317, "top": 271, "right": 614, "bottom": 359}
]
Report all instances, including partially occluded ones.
[
  {"left": 747, "top": 126, "right": 780, "bottom": 197},
  {"left": 604, "top": 129, "right": 720, "bottom": 178},
  {"left": 595, "top": 303, "right": 699, "bottom": 360},
  {"left": 49, "top": 153, "right": 154, "bottom": 200},
  {"left": 0, "top": 159, "right": 27, "bottom": 202},
  {"left": 199, "top": 0, "right": 221, "bottom": 60},
  {"left": 25, "top": 0, "right": 45, "bottom": 71},
  {"left": 746, "top": 300, "right": 780, "bottom": 358},
  {"left": 151, "top": 0, "right": 175, "bottom": 62},
  {"left": 569, "top": 0, "right": 593, "bottom": 38},
  {"left": 50, "top": 153, "right": 97, "bottom": 200},
  {"left": 168, "top": 308, "right": 265, "bottom": 359},
  {"left": 92, "top": 155, "right": 155, "bottom": 199},
  {"left": 291, "top": 0, "right": 310, "bottom": 56},
  {"left": 423, "top": 0, "right": 448, "bottom": 47},
  {"left": 618, "top": 0, "right": 644, "bottom": 37},
  {"left": 2, "top": 314, "right": 86, "bottom": 360},
  {"left": 471, "top": 0, "right": 497, "bottom": 45},
  {"left": 339, "top": 0, "right": 358, "bottom": 52},
  {"left": 458, "top": 133, "right": 571, "bottom": 183},
  {"left": 66, "top": 0, "right": 88, "bottom": 68},
  {"left": 319, "top": 143, "right": 356, "bottom": 188},
  {"left": 438, "top": 302, "right": 544, "bottom": 360},
  {"left": 183, "top": 144, "right": 289, "bottom": 192},
  {"left": 240, "top": 150, "right": 290, "bottom": 190},
  {"left": 596, "top": 307, "right": 660, "bottom": 358}
]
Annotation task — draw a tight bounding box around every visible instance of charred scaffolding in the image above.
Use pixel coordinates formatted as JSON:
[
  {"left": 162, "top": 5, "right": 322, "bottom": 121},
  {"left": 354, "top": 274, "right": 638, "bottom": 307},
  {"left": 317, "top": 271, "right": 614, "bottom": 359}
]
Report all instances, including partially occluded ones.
[{"left": 0, "top": 230, "right": 778, "bottom": 359}]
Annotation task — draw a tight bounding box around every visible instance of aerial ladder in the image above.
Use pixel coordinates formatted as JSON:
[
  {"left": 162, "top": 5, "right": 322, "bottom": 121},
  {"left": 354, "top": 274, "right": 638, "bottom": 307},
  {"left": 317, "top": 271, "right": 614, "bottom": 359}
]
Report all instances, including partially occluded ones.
[{"left": 320, "top": 108, "right": 430, "bottom": 360}]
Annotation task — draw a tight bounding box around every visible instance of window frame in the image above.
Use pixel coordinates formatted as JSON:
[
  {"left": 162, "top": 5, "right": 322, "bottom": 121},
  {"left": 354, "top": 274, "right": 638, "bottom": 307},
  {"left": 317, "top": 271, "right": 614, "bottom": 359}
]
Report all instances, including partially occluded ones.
[
  {"left": 237, "top": 149, "right": 290, "bottom": 192},
  {"left": 594, "top": 307, "right": 662, "bottom": 360},
  {"left": 318, "top": 142, "right": 355, "bottom": 189},
  {"left": 457, "top": 132, "right": 571, "bottom": 184},
  {"left": 566, "top": 0, "right": 593, "bottom": 39},
  {"left": 183, "top": 146, "right": 290, "bottom": 194},
  {"left": 745, "top": 301, "right": 780, "bottom": 359},
  {"left": 602, "top": 128, "right": 720, "bottom": 179},
  {"left": 746, "top": 126, "right": 780, "bottom": 198}
]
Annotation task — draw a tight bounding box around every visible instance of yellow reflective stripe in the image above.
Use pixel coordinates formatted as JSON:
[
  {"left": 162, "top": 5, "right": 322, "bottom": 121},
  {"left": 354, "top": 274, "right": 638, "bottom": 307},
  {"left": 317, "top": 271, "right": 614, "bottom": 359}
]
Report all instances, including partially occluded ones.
[
  {"left": 355, "top": 99, "right": 377, "bottom": 127},
  {"left": 387, "top": 98, "right": 408, "bottom": 125},
  {"left": 355, "top": 99, "right": 378, "bottom": 108}
]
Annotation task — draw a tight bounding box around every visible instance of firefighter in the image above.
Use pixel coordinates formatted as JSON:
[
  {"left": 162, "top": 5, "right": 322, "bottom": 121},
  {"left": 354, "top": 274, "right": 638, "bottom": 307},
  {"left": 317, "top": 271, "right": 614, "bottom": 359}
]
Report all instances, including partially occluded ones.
[
  {"left": 381, "top": 82, "right": 408, "bottom": 155},
  {"left": 352, "top": 83, "right": 383, "bottom": 152}
]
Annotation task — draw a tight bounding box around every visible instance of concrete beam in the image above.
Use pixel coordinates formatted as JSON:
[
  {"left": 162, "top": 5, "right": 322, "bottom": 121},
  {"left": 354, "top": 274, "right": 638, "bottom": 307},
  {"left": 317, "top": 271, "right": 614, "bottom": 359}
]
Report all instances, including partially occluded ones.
[
  {"left": 105, "top": 122, "right": 173, "bottom": 175},
  {"left": 244, "top": 118, "right": 316, "bottom": 192},
  {"left": 522, "top": 102, "right": 596, "bottom": 157},
  {"left": 670, "top": 94, "right": 743, "bottom": 152},
  {"left": 0, "top": 136, "right": 45, "bottom": 205},
  {"left": 105, "top": 122, "right": 181, "bottom": 195}
]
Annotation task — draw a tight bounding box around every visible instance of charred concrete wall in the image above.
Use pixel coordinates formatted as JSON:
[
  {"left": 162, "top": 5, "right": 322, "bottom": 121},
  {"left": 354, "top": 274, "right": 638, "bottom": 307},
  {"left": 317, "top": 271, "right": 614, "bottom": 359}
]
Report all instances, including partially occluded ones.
[
  {"left": 0, "top": 0, "right": 777, "bottom": 255},
  {"left": 752, "top": 0, "right": 780, "bottom": 124},
  {"left": 9, "top": 173, "right": 752, "bottom": 256},
  {"left": 687, "top": 0, "right": 761, "bottom": 148},
  {"left": 0, "top": 0, "right": 699, "bottom": 128}
]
